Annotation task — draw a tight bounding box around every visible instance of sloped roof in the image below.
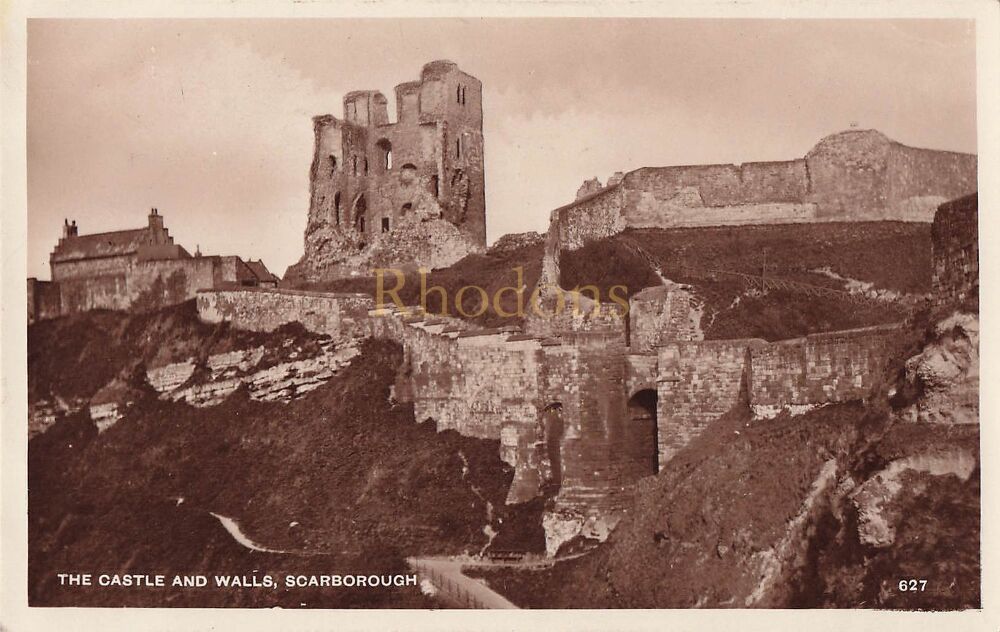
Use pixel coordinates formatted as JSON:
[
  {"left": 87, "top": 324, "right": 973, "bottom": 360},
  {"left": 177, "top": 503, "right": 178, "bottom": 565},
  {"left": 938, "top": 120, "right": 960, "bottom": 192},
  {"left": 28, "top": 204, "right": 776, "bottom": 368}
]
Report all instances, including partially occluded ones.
[
  {"left": 245, "top": 259, "right": 280, "bottom": 283},
  {"left": 50, "top": 228, "right": 150, "bottom": 263}
]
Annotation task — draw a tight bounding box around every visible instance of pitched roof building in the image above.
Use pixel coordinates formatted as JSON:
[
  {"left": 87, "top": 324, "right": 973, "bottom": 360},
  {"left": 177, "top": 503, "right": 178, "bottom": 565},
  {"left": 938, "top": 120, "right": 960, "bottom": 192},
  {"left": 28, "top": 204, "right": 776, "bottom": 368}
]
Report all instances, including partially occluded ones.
[{"left": 29, "top": 208, "right": 280, "bottom": 322}]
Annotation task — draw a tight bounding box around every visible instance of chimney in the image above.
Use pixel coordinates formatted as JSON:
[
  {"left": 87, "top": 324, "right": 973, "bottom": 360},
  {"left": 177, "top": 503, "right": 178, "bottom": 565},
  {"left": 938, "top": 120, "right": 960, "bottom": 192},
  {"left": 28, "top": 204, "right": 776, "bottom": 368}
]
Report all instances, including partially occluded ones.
[
  {"left": 148, "top": 207, "right": 166, "bottom": 243},
  {"left": 62, "top": 219, "right": 78, "bottom": 238}
]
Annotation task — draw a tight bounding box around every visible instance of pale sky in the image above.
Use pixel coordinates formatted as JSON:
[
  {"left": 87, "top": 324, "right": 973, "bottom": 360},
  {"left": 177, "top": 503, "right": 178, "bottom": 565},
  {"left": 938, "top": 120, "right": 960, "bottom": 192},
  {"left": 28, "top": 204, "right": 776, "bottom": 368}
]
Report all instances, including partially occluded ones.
[{"left": 27, "top": 19, "right": 976, "bottom": 279}]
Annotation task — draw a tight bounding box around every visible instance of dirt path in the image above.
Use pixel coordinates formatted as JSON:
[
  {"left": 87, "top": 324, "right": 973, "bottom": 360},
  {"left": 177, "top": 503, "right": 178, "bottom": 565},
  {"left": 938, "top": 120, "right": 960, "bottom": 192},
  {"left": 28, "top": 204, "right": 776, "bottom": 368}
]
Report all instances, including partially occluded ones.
[{"left": 408, "top": 557, "right": 518, "bottom": 609}]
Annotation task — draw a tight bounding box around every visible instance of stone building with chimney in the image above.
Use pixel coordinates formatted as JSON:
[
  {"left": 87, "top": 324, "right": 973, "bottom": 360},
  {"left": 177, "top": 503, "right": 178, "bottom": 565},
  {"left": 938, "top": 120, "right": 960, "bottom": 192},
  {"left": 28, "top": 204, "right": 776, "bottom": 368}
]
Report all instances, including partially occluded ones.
[{"left": 28, "top": 208, "right": 279, "bottom": 323}]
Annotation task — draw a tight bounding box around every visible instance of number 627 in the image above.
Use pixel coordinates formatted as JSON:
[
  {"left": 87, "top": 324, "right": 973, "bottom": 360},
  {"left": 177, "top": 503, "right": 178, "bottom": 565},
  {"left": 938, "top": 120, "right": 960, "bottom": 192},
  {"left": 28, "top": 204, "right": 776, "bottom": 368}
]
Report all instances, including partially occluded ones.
[{"left": 898, "top": 579, "right": 927, "bottom": 592}]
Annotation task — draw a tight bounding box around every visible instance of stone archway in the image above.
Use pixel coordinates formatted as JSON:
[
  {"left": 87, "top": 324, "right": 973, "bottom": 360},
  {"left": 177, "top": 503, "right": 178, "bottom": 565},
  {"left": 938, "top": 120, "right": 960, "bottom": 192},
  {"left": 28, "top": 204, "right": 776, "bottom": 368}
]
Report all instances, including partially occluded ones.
[{"left": 627, "top": 389, "right": 659, "bottom": 476}]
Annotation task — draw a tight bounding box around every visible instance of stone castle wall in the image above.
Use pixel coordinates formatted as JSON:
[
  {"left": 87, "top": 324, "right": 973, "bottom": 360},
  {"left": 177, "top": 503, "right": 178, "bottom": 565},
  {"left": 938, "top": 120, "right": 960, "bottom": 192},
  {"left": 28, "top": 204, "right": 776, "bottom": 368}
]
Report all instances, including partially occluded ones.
[
  {"left": 27, "top": 279, "right": 62, "bottom": 324},
  {"left": 931, "top": 193, "right": 978, "bottom": 307},
  {"left": 195, "top": 285, "right": 905, "bottom": 553},
  {"left": 655, "top": 323, "right": 904, "bottom": 464},
  {"left": 196, "top": 287, "right": 374, "bottom": 337},
  {"left": 37, "top": 255, "right": 270, "bottom": 319},
  {"left": 553, "top": 130, "right": 977, "bottom": 252},
  {"left": 749, "top": 324, "right": 901, "bottom": 413},
  {"left": 656, "top": 339, "right": 756, "bottom": 463}
]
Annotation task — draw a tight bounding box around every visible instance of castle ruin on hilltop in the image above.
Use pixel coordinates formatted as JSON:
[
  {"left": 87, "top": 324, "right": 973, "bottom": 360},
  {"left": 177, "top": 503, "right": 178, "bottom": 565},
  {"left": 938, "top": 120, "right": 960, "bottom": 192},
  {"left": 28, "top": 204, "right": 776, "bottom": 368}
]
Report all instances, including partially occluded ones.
[{"left": 284, "top": 60, "right": 487, "bottom": 282}]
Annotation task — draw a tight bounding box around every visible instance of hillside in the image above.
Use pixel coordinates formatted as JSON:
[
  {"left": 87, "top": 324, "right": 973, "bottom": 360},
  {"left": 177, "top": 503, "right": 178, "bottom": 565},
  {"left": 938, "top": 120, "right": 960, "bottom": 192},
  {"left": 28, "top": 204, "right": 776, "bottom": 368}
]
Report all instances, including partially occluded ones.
[
  {"left": 289, "top": 222, "right": 927, "bottom": 341},
  {"left": 465, "top": 297, "right": 980, "bottom": 609},
  {"left": 559, "top": 222, "right": 929, "bottom": 341},
  {"left": 28, "top": 307, "right": 529, "bottom": 607}
]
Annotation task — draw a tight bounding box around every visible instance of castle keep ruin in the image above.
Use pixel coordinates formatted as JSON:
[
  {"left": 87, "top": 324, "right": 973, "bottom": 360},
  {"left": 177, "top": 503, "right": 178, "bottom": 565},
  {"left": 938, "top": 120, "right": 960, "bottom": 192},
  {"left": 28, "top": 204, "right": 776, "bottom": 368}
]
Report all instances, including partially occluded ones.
[{"left": 285, "top": 60, "right": 487, "bottom": 282}]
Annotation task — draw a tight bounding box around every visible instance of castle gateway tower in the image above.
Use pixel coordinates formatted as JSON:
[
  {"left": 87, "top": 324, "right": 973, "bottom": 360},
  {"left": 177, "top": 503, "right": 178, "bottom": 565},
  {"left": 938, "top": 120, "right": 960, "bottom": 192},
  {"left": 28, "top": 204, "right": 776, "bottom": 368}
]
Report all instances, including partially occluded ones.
[{"left": 287, "top": 60, "right": 487, "bottom": 282}]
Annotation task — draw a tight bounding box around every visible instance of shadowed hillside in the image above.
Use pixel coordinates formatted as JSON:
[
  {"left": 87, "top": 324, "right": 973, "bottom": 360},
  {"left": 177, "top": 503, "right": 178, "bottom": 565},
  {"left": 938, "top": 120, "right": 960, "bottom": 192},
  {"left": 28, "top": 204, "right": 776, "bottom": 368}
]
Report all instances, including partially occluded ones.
[
  {"left": 29, "top": 318, "right": 526, "bottom": 607},
  {"left": 559, "top": 222, "right": 929, "bottom": 341}
]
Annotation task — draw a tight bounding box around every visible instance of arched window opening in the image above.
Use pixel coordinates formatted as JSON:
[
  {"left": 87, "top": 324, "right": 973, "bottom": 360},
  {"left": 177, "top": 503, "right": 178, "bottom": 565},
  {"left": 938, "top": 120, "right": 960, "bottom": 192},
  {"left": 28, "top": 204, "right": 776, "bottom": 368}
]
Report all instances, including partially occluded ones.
[
  {"left": 352, "top": 194, "right": 367, "bottom": 233},
  {"left": 329, "top": 154, "right": 337, "bottom": 174},
  {"left": 376, "top": 139, "right": 392, "bottom": 171}
]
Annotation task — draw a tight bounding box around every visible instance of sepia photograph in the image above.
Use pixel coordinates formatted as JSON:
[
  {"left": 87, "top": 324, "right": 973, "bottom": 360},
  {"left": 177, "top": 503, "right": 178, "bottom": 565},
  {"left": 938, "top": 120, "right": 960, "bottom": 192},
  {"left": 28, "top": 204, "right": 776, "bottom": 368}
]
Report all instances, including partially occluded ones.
[{"left": 3, "top": 2, "right": 998, "bottom": 629}]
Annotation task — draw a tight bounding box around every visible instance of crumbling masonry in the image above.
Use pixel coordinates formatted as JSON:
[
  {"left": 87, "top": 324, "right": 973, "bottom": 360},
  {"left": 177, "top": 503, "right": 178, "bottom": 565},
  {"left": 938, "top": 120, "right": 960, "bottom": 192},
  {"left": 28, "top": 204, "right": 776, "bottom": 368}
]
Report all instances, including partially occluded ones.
[{"left": 284, "top": 60, "right": 486, "bottom": 282}]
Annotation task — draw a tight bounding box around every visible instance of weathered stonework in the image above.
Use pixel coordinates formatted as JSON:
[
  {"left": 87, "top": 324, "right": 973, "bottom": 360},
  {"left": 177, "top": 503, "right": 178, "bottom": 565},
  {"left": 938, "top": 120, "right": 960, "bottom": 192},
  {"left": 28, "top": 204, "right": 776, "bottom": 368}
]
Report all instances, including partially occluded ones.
[
  {"left": 196, "top": 287, "right": 374, "bottom": 337},
  {"left": 931, "top": 193, "right": 978, "bottom": 307},
  {"left": 552, "top": 130, "right": 977, "bottom": 254},
  {"left": 286, "top": 60, "right": 487, "bottom": 282},
  {"left": 196, "top": 283, "right": 905, "bottom": 555},
  {"left": 27, "top": 210, "right": 279, "bottom": 323}
]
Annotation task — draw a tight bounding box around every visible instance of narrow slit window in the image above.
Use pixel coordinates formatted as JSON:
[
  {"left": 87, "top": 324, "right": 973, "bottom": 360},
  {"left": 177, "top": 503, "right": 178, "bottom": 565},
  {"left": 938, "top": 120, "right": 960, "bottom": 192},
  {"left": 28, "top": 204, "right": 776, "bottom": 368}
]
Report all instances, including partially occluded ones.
[{"left": 381, "top": 218, "right": 390, "bottom": 233}]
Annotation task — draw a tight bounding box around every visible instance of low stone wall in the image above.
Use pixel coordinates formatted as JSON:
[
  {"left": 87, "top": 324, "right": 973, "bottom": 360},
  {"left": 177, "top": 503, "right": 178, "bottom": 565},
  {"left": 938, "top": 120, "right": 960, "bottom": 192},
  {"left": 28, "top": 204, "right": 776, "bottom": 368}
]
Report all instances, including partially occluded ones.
[
  {"left": 750, "top": 324, "right": 903, "bottom": 416},
  {"left": 196, "top": 287, "right": 374, "bottom": 337},
  {"left": 657, "top": 339, "right": 759, "bottom": 464},
  {"left": 931, "top": 193, "right": 978, "bottom": 307},
  {"left": 656, "top": 323, "right": 904, "bottom": 465}
]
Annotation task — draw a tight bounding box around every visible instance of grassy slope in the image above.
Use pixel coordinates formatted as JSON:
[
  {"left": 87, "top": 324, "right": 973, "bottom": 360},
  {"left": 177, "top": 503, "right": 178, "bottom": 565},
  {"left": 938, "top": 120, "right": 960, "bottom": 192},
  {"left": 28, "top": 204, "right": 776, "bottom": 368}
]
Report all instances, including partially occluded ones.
[
  {"left": 28, "top": 327, "right": 514, "bottom": 607},
  {"left": 560, "top": 222, "right": 929, "bottom": 341}
]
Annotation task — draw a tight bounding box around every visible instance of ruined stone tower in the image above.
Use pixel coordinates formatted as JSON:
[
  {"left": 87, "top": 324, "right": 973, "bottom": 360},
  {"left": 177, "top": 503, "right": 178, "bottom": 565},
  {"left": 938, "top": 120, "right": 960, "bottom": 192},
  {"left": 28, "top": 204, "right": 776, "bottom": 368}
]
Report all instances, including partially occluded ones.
[{"left": 286, "top": 60, "right": 487, "bottom": 282}]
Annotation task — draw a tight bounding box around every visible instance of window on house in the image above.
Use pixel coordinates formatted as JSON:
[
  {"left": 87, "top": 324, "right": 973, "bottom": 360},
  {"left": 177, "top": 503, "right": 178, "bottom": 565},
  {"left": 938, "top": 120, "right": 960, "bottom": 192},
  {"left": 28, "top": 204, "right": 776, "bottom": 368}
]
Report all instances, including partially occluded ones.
[
  {"left": 461, "top": 86, "right": 466, "bottom": 105},
  {"left": 430, "top": 175, "right": 439, "bottom": 198},
  {"left": 381, "top": 218, "right": 390, "bottom": 232},
  {"left": 455, "top": 137, "right": 461, "bottom": 159},
  {"left": 352, "top": 155, "right": 358, "bottom": 176},
  {"left": 457, "top": 84, "right": 462, "bottom": 104},
  {"left": 334, "top": 192, "right": 341, "bottom": 225},
  {"left": 364, "top": 157, "right": 369, "bottom": 175}
]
